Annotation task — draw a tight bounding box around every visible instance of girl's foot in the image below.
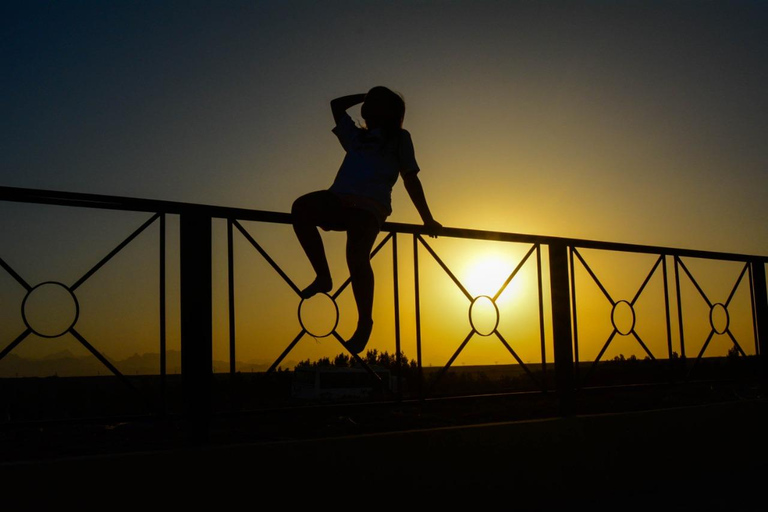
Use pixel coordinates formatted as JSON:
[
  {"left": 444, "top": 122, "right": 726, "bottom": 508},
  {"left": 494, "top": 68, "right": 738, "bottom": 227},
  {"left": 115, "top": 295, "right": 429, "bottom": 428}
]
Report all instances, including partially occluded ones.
[
  {"left": 345, "top": 319, "right": 373, "bottom": 355},
  {"left": 300, "top": 276, "right": 332, "bottom": 299}
]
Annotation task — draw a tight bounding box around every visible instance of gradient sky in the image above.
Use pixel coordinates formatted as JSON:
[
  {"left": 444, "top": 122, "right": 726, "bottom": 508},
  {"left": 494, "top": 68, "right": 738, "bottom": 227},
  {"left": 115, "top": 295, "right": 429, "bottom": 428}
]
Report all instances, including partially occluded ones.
[
  {"left": 4, "top": 0, "right": 767, "bottom": 252},
  {"left": 2, "top": 1, "right": 767, "bottom": 370}
]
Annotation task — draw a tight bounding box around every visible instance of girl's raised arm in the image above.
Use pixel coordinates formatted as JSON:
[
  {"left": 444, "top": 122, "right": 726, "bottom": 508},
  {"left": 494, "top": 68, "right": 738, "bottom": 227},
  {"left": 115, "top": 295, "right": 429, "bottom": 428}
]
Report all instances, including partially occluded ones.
[{"left": 331, "top": 94, "right": 366, "bottom": 124}]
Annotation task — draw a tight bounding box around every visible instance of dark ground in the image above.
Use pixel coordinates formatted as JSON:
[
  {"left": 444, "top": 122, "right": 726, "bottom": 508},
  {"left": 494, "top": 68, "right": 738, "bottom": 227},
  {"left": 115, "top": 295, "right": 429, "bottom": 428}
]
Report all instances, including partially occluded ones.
[{"left": 1, "top": 381, "right": 767, "bottom": 509}]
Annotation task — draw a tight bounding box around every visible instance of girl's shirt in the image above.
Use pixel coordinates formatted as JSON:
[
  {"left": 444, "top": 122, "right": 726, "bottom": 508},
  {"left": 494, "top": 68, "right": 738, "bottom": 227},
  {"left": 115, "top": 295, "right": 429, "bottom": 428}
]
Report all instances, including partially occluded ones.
[{"left": 329, "top": 112, "right": 419, "bottom": 225}]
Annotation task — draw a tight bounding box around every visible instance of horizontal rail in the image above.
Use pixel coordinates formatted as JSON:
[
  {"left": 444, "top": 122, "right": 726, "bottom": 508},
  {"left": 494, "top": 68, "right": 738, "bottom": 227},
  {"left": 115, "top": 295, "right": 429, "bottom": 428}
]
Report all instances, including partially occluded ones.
[
  {"left": 0, "top": 185, "right": 291, "bottom": 224},
  {"left": 1, "top": 185, "right": 766, "bottom": 263}
]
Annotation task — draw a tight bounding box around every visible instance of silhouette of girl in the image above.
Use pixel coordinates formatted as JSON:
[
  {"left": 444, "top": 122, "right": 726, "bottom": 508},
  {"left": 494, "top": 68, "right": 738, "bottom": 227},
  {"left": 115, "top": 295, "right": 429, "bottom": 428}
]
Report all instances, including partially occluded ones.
[{"left": 292, "top": 86, "right": 441, "bottom": 354}]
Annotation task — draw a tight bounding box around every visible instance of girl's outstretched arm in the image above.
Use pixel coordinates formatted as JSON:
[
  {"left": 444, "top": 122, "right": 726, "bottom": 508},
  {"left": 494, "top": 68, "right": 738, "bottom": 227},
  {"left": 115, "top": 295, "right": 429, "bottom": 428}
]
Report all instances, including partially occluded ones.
[
  {"left": 403, "top": 172, "right": 442, "bottom": 237},
  {"left": 331, "top": 94, "right": 366, "bottom": 124}
]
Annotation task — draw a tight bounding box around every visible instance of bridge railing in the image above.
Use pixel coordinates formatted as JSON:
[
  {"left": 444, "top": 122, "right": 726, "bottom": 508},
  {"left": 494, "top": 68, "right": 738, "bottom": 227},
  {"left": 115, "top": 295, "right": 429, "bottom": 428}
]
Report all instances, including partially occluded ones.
[{"left": 1, "top": 185, "right": 766, "bottom": 422}]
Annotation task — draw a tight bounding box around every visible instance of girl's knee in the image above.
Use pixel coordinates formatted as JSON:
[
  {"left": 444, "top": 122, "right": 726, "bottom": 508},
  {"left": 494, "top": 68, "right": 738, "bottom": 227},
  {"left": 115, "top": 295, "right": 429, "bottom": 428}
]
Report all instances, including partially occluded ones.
[
  {"left": 292, "top": 195, "right": 318, "bottom": 223},
  {"left": 291, "top": 195, "right": 308, "bottom": 216},
  {"left": 292, "top": 191, "right": 335, "bottom": 218}
]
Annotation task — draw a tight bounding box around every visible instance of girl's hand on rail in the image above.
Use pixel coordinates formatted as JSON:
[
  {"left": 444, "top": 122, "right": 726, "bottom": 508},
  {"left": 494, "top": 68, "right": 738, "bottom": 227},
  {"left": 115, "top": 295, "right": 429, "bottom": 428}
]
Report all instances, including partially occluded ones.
[{"left": 423, "top": 218, "right": 442, "bottom": 238}]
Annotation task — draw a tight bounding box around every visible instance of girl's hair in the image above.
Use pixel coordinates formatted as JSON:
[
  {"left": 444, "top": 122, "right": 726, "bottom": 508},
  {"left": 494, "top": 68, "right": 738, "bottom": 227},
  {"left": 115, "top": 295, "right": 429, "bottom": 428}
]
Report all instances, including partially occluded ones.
[{"left": 361, "top": 86, "right": 405, "bottom": 137}]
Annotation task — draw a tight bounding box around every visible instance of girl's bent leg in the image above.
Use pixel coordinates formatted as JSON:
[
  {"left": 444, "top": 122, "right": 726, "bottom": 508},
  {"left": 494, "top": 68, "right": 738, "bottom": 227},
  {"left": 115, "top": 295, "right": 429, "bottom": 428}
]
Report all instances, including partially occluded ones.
[{"left": 291, "top": 191, "right": 342, "bottom": 298}]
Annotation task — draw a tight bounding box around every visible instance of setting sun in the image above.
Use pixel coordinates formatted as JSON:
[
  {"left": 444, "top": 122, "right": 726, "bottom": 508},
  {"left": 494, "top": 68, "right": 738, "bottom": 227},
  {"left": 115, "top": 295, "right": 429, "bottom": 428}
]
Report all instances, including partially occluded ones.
[{"left": 462, "top": 251, "right": 529, "bottom": 304}]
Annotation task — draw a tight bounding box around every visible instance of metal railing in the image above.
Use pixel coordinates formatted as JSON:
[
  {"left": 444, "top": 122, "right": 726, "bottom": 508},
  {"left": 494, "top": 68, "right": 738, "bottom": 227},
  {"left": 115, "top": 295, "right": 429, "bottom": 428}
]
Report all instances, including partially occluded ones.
[{"left": 1, "top": 185, "right": 766, "bottom": 423}]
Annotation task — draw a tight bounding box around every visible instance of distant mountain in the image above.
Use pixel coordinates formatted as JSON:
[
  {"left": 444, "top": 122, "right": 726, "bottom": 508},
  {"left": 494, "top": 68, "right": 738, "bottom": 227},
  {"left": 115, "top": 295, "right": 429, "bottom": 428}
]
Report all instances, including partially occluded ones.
[
  {"left": 0, "top": 351, "right": 106, "bottom": 377},
  {"left": 39, "top": 350, "right": 77, "bottom": 361},
  {"left": 0, "top": 350, "right": 297, "bottom": 377}
]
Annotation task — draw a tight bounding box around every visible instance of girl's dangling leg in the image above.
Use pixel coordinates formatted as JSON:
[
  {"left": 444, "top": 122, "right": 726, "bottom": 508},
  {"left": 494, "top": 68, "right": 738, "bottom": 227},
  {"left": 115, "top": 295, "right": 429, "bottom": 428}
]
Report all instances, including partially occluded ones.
[
  {"left": 291, "top": 192, "right": 339, "bottom": 298},
  {"left": 344, "top": 212, "right": 378, "bottom": 354}
]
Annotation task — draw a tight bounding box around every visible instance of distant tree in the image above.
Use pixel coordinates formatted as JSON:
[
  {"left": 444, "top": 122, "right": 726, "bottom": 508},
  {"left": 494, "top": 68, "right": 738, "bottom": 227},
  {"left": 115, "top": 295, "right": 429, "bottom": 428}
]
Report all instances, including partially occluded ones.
[
  {"left": 727, "top": 345, "right": 741, "bottom": 359},
  {"left": 334, "top": 353, "right": 350, "bottom": 367},
  {"left": 364, "top": 349, "right": 379, "bottom": 365}
]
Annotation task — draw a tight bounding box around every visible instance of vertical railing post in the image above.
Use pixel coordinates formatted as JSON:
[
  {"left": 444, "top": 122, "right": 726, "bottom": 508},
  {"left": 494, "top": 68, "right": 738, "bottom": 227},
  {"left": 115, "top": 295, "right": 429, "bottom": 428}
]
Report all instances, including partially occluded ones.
[
  {"left": 392, "top": 233, "right": 402, "bottom": 400},
  {"left": 414, "top": 234, "right": 423, "bottom": 400},
  {"left": 180, "top": 212, "right": 213, "bottom": 442},
  {"left": 549, "top": 242, "right": 575, "bottom": 415},
  {"left": 159, "top": 213, "right": 167, "bottom": 414},
  {"left": 750, "top": 260, "right": 768, "bottom": 388},
  {"left": 227, "top": 219, "right": 236, "bottom": 375}
]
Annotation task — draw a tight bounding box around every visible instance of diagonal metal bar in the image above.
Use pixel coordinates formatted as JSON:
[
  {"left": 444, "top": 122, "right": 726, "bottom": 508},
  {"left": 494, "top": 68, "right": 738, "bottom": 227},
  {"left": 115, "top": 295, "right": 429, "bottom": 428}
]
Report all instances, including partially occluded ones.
[
  {"left": 630, "top": 255, "right": 664, "bottom": 306},
  {"left": 694, "top": 330, "right": 716, "bottom": 364},
  {"left": 417, "top": 235, "right": 473, "bottom": 302},
  {"left": 688, "top": 330, "right": 716, "bottom": 378},
  {"left": 70, "top": 328, "right": 144, "bottom": 396},
  {"left": 71, "top": 213, "right": 161, "bottom": 291},
  {"left": 493, "top": 330, "right": 527, "bottom": 368},
  {"left": 0, "top": 329, "right": 32, "bottom": 361},
  {"left": 332, "top": 232, "right": 393, "bottom": 299},
  {"left": 725, "top": 262, "right": 749, "bottom": 308},
  {"left": 268, "top": 329, "right": 306, "bottom": 372},
  {"left": 233, "top": 219, "right": 301, "bottom": 296},
  {"left": 632, "top": 330, "right": 656, "bottom": 360},
  {"left": 494, "top": 330, "right": 541, "bottom": 389},
  {"left": 573, "top": 248, "right": 615, "bottom": 305},
  {"left": 676, "top": 258, "right": 714, "bottom": 308},
  {"left": 332, "top": 331, "right": 383, "bottom": 384},
  {"left": 582, "top": 330, "right": 618, "bottom": 385},
  {"left": 0, "top": 255, "right": 31, "bottom": 291},
  {"left": 593, "top": 329, "right": 618, "bottom": 365},
  {"left": 492, "top": 244, "right": 536, "bottom": 302},
  {"left": 726, "top": 330, "right": 747, "bottom": 357},
  {"left": 429, "top": 330, "right": 475, "bottom": 393}
]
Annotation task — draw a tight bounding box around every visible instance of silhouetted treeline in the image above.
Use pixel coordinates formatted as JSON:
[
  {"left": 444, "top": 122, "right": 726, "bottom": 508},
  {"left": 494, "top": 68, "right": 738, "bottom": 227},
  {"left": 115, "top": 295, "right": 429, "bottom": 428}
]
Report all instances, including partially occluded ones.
[{"left": 295, "top": 349, "right": 417, "bottom": 371}]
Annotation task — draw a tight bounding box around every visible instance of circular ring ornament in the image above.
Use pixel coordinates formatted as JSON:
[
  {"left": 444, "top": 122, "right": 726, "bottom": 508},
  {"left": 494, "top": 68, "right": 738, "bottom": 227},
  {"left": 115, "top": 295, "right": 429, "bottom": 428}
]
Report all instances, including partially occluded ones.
[
  {"left": 611, "top": 300, "right": 636, "bottom": 336},
  {"left": 298, "top": 293, "right": 339, "bottom": 338},
  {"left": 468, "top": 295, "right": 500, "bottom": 337},
  {"left": 21, "top": 281, "right": 80, "bottom": 338},
  {"left": 709, "top": 303, "right": 730, "bottom": 335}
]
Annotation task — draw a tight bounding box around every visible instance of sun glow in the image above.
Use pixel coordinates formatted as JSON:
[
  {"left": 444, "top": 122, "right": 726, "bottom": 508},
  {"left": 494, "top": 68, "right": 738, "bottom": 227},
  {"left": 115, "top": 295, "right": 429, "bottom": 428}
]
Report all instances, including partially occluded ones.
[{"left": 462, "top": 252, "right": 528, "bottom": 304}]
